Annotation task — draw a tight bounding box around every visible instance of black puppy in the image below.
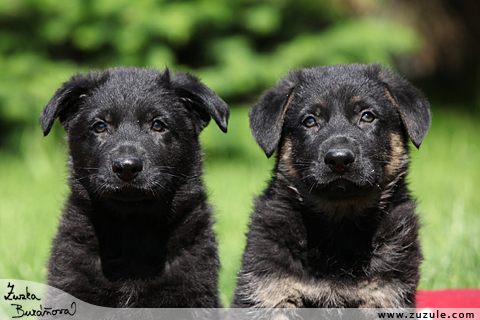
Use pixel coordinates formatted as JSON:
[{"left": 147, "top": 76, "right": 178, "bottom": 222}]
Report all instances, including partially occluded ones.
[
  {"left": 233, "top": 64, "right": 431, "bottom": 308},
  {"left": 40, "top": 67, "right": 229, "bottom": 308}
]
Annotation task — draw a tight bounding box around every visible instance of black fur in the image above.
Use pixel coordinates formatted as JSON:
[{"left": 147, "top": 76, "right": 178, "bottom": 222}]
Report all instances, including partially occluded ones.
[
  {"left": 233, "top": 64, "right": 431, "bottom": 308},
  {"left": 41, "top": 67, "right": 229, "bottom": 308}
]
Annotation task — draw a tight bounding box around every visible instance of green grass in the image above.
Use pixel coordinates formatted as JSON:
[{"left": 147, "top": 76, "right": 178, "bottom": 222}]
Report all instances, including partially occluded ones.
[
  {"left": 410, "top": 107, "right": 480, "bottom": 290},
  {"left": 0, "top": 127, "right": 67, "bottom": 283},
  {"left": 0, "top": 106, "right": 479, "bottom": 307}
]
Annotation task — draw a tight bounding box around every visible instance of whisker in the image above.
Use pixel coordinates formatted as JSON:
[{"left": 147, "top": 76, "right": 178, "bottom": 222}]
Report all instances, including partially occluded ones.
[{"left": 308, "top": 182, "right": 317, "bottom": 194}]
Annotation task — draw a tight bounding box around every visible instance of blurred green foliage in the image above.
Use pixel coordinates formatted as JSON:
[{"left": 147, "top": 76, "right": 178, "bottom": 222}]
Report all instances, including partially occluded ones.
[{"left": 0, "top": 0, "right": 422, "bottom": 149}]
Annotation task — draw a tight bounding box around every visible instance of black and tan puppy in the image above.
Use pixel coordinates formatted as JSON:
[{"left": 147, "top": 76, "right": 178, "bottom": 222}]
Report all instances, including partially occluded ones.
[
  {"left": 41, "top": 67, "right": 229, "bottom": 308},
  {"left": 233, "top": 64, "right": 431, "bottom": 308}
]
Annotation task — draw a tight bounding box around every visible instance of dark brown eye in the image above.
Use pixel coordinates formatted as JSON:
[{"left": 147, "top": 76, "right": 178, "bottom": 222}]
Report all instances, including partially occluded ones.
[
  {"left": 361, "top": 112, "right": 375, "bottom": 123},
  {"left": 93, "top": 122, "right": 107, "bottom": 133},
  {"left": 303, "top": 117, "right": 317, "bottom": 128},
  {"left": 151, "top": 120, "right": 165, "bottom": 132}
]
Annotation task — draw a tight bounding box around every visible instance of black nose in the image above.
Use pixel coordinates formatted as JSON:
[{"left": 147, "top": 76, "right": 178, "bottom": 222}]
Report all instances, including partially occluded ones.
[
  {"left": 112, "top": 157, "right": 143, "bottom": 181},
  {"left": 325, "top": 149, "right": 355, "bottom": 173}
]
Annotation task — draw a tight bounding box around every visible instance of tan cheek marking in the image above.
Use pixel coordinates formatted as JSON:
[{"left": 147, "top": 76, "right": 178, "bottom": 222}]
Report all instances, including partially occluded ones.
[
  {"left": 279, "top": 138, "right": 300, "bottom": 180},
  {"left": 384, "top": 132, "right": 408, "bottom": 178}
]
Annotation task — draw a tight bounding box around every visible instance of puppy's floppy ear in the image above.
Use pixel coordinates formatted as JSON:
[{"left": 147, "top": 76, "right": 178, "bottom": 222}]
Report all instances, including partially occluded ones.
[
  {"left": 40, "top": 71, "right": 110, "bottom": 136},
  {"left": 378, "top": 66, "right": 431, "bottom": 149},
  {"left": 249, "top": 71, "right": 300, "bottom": 158},
  {"left": 167, "top": 68, "right": 229, "bottom": 133}
]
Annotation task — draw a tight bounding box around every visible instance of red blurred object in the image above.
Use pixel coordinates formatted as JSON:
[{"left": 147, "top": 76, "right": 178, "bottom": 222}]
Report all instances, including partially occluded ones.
[{"left": 416, "top": 289, "right": 480, "bottom": 308}]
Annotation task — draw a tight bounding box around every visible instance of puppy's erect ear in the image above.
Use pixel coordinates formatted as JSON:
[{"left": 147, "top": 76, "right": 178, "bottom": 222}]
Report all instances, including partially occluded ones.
[
  {"left": 378, "top": 66, "right": 431, "bottom": 149},
  {"left": 168, "top": 69, "right": 229, "bottom": 133},
  {"left": 40, "top": 71, "right": 110, "bottom": 136},
  {"left": 249, "top": 71, "right": 300, "bottom": 158}
]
